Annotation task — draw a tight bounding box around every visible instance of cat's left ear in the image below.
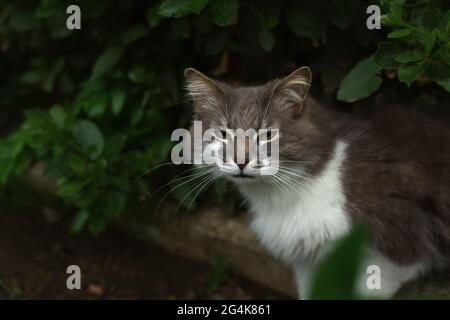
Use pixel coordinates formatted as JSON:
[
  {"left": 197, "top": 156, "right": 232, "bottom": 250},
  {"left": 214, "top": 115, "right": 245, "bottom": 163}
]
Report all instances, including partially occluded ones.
[
  {"left": 273, "top": 67, "right": 312, "bottom": 114},
  {"left": 184, "top": 68, "right": 225, "bottom": 112}
]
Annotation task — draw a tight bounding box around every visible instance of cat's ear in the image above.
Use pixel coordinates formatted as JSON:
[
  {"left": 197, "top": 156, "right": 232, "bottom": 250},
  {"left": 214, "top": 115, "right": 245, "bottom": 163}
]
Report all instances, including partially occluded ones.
[
  {"left": 273, "top": 67, "right": 311, "bottom": 115},
  {"left": 184, "top": 68, "right": 224, "bottom": 112}
]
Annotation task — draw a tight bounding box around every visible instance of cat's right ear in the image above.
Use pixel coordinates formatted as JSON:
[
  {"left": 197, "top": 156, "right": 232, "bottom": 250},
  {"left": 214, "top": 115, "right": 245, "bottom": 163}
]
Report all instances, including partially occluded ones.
[
  {"left": 184, "top": 68, "right": 224, "bottom": 112},
  {"left": 271, "top": 67, "right": 312, "bottom": 116}
]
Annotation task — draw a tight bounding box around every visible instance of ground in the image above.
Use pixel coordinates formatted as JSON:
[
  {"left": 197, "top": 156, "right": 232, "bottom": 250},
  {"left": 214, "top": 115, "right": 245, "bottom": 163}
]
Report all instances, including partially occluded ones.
[
  {"left": 1, "top": 206, "right": 449, "bottom": 300},
  {"left": 0, "top": 208, "right": 288, "bottom": 299}
]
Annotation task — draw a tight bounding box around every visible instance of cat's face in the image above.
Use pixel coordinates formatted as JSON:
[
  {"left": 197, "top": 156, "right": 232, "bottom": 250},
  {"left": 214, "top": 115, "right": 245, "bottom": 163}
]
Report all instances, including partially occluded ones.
[{"left": 184, "top": 67, "right": 314, "bottom": 185}]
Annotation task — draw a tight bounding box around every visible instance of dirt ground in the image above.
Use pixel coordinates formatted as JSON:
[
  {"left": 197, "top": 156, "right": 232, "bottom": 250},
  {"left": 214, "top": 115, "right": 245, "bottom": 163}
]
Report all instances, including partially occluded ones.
[{"left": 0, "top": 208, "right": 288, "bottom": 299}]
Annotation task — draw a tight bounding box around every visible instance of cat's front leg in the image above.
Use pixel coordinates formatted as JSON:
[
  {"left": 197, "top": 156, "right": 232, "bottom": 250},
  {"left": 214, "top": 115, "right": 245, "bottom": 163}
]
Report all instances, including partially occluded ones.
[
  {"left": 292, "top": 262, "right": 314, "bottom": 299},
  {"left": 354, "top": 249, "right": 428, "bottom": 299},
  {"left": 292, "top": 249, "right": 426, "bottom": 300}
]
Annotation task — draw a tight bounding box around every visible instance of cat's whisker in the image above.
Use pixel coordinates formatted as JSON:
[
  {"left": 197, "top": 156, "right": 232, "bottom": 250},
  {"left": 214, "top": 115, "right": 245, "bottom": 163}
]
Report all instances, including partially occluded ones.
[
  {"left": 275, "top": 166, "right": 316, "bottom": 181},
  {"left": 272, "top": 160, "right": 317, "bottom": 164},
  {"left": 263, "top": 174, "right": 290, "bottom": 200},
  {"left": 184, "top": 170, "right": 222, "bottom": 213},
  {"left": 176, "top": 169, "right": 221, "bottom": 216},
  {"left": 271, "top": 173, "right": 301, "bottom": 202},
  {"left": 263, "top": 171, "right": 298, "bottom": 202},
  {"left": 155, "top": 167, "right": 217, "bottom": 214},
  {"left": 276, "top": 164, "right": 318, "bottom": 179},
  {"left": 145, "top": 165, "right": 212, "bottom": 203},
  {"left": 132, "top": 162, "right": 176, "bottom": 184},
  {"left": 135, "top": 165, "right": 213, "bottom": 217},
  {"left": 276, "top": 165, "right": 338, "bottom": 191}
]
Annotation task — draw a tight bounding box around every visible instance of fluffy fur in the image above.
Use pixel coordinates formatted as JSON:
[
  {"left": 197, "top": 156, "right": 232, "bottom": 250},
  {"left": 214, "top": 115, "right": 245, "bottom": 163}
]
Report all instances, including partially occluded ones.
[{"left": 184, "top": 67, "right": 450, "bottom": 299}]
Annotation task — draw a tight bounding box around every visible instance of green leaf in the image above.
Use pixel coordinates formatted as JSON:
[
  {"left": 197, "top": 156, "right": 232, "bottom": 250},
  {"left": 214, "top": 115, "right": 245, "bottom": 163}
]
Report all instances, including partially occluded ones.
[
  {"left": 57, "top": 179, "right": 87, "bottom": 197},
  {"left": 394, "top": 51, "right": 424, "bottom": 63},
  {"left": 158, "top": 0, "right": 209, "bottom": 18},
  {"left": 73, "top": 120, "right": 105, "bottom": 159},
  {"left": 387, "top": 28, "right": 411, "bottom": 38},
  {"left": 258, "top": 27, "right": 275, "bottom": 52},
  {"left": 309, "top": 225, "right": 369, "bottom": 300},
  {"left": 398, "top": 63, "right": 425, "bottom": 87},
  {"left": 20, "top": 71, "right": 43, "bottom": 84},
  {"left": 425, "top": 55, "right": 450, "bottom": 81},
  {"left": 69, "top": 209, "right": 90, "bottom": 234},
  {"left": 207, "top": 255, "right": 231, "bottom": 292},
  {"left": 43, "top": 58, "right": 65, "bottom": 93},
  {"left": 88, "top": 215, "right": 107, "bottom": 235},
  {"left": 84, "top": 92, "right": 109, "bottom": 118},
  {"left": 130, "top": 108, "right": 144, "bottom": 126},
  {"left": 437, "top": 80, "right": 450, "bottom": 92},
  {"left": 121, "top": 24, "right": 148, "bottom": 44},
  {"left": 211, "top": 0, "right": 238, "bottom": 27},
  {"left": 373, "top": 41, "right": 403, "bottom": 68},
  {"left": 49, "top": 105, "right": 66, "bottom": 128},
  {"left": 416, "top": 31, "right": 436, "bottom": 55},
  {"left": 104, "top": 192, "right": 127, "bottom": 217},
  {"left": 91, "top": 46, "right": 124, "bottom": 80},
  {"left": 147, "top": 3, "right": 164, "bottom": 27},
  {"left": 389, "top": 2, "right": 404, "bottom": 23},
  {"left": 73, "top": 189, "right": 99, "bottom": 208},
  {"left": 103, "top": 134, "right": 127, "bottom": 160},
  {"left": 111, "top": 89, "right": 126, "bottom": 116},
  {"left": 146, "top": 138, "right": 172, "bottom": 164},
  {"left": 337, "top": 57, "right": 382, "bottom": 102},
  {"left": 128, "top": 65, "right": 147, "bottom": 83},
  {"left": 66, "top": 154, "right": 87, "bottom": 175}
]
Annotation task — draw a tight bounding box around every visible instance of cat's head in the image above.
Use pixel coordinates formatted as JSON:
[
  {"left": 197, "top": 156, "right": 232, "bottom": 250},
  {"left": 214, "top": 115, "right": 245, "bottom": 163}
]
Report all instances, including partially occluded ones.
[{"left": 184, "top": 67, "right": 327, "bottom": 185}]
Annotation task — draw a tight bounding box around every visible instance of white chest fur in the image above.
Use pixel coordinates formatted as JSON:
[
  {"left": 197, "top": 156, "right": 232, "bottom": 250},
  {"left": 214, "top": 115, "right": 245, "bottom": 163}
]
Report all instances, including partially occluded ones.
[{"left": 241, "top": 140, "right": 351, "bottom": 264}]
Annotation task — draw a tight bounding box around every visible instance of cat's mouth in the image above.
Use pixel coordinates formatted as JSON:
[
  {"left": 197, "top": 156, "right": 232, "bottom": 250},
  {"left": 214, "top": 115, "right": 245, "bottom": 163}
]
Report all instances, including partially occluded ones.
[{"left": 233, "top": 173, "right": 254, "bottom": 179}]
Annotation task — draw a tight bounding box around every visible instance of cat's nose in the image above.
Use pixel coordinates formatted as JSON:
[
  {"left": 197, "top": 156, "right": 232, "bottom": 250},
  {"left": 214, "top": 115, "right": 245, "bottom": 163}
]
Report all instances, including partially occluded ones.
[
  {"left": 237, "top": 163, "right": 247, "bottom": 171},
  {"left": 235, "top": 153, "right": 249, "bottom": 171}
]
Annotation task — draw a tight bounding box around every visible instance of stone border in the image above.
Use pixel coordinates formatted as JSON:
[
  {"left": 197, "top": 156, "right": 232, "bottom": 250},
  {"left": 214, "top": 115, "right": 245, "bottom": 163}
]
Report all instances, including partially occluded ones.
[{"left": 123, "top": 204, "right": 297, "bottom": 297}]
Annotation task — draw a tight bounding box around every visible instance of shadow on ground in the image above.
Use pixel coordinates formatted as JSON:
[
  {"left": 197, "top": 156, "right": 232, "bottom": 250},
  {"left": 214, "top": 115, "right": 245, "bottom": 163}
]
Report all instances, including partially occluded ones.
[{"left": 0, "top": 208, "right": 288, "bottom": 299}]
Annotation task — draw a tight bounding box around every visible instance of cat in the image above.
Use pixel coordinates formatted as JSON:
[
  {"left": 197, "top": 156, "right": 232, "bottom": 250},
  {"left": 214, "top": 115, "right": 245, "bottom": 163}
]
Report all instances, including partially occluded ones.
[{"left": 184, "top": 67, "right": 450, "bottom": 299}]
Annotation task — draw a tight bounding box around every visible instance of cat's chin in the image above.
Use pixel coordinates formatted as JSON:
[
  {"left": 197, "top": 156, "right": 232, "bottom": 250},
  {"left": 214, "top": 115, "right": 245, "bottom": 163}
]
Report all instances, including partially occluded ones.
[{"left": 225, "top": 174, "right": 259, "bottom": 185}]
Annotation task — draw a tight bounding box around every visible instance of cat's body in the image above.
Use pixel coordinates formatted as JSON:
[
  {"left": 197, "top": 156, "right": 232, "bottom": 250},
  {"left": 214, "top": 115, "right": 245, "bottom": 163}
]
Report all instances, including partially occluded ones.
[
  {"left": 240, "top": 101, "right": 450, "bottom": 297},
  {"left": 184, "top": 67, "right": 450, "bottom": 298}
]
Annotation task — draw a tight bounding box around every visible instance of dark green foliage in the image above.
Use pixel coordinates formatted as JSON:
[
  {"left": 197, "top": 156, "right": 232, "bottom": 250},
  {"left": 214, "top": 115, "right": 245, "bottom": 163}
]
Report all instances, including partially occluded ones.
[
  {"left": 338, "top": 0, "right": 450, "bottom": 101},
  {"left": 207, "top": 255, "right": 231, "bottom": 292},
  {"left": 309, "top": 225, "right": 370, "bottom": 299},
  {"left": 0, "top": 278, "right": 12, "bottom": 299},
  {"left": 0, "top": 0, "right": 448, "bottom": 233},
  {"left": 337, "top": 57, "right": 383, "bottom": 102}
]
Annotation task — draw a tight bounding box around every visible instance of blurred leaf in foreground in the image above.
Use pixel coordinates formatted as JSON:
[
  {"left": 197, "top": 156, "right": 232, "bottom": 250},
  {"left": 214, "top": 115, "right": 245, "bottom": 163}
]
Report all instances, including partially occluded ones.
[{"left": 309, "top": 225, "right": 369, "bottom": 300}]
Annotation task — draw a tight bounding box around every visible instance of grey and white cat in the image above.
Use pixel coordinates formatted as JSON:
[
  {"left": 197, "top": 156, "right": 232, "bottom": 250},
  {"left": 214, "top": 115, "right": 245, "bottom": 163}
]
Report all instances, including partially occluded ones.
[{"left": 184, "top": 67, "right": 450, "bottom": 299}]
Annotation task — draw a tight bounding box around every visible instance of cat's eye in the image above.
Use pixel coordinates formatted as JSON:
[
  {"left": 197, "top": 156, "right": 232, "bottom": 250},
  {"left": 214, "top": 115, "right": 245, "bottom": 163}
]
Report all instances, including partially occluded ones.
[
  {"left": 258, "top": 130, "right": 277, "bottom": 143},
  {"left": 219, "top": 129, "right": 227, "bottom": 138},
  {"left": 214, "top": 129, "right": 228, "bottom": 141}
]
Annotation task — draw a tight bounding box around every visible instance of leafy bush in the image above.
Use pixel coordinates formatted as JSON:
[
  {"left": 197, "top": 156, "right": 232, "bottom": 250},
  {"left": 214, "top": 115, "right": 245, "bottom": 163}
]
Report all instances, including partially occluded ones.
[
  {"left": 0, "top": 0, "right": 448, "bottom": 233},
  {"left": 338, "top": 0, "right": 450, "bottom": 101}
]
